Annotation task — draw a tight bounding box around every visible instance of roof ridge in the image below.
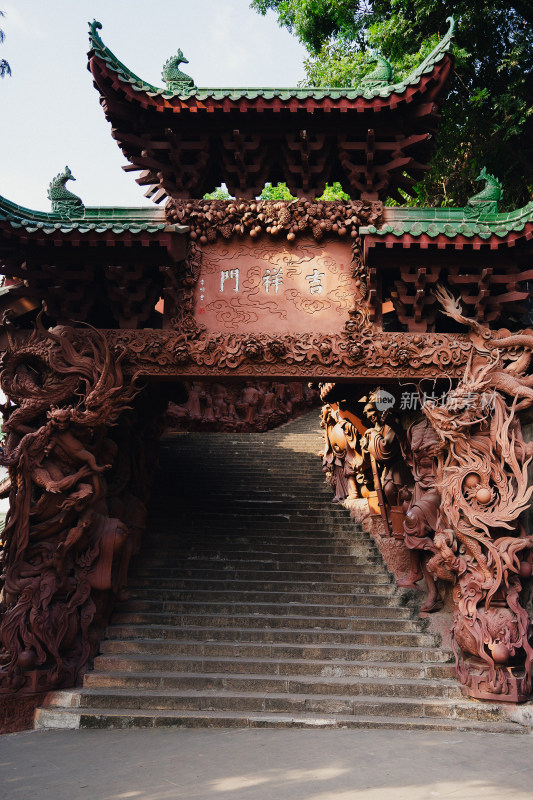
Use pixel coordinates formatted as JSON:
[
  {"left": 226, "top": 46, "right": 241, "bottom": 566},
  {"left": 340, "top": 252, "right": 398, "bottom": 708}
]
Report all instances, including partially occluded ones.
[
  {"left": 88, "top": 20, "right": 162, "bottom": 94},
  {"left": 0, "top": 192, "right": 177, "bottom": 234},
  {"left": 362, "top": 196, "right": 533, "bottom": 240},
  {"left": 88, "top": 17, "right": 455, "bottom": 101},
  {"left": 394, "top": 16, "right": 455, "bottom": 88}
]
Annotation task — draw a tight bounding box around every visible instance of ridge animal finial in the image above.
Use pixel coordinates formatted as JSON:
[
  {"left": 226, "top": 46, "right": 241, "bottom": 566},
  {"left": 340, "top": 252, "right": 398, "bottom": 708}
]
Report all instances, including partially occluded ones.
[
  {"left": 465, "top": 167, "right": 502, "bottom": 219},
  {"left": 47, "top": 166, "right": 84, "bottom": 217},
  {"left": 162, "top": 49, "right": 195, "bottom": 92}
]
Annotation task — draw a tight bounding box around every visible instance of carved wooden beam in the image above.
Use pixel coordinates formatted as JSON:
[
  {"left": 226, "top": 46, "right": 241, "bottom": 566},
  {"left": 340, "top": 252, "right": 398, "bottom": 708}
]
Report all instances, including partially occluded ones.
[{"left": 62, "top": 328, "right": 476, "bottom": 381}]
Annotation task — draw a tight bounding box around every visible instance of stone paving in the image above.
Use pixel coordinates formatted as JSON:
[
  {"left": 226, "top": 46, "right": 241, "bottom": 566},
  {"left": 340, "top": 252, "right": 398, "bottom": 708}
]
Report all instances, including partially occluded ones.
[{"left": 2, "top": 728, "right": 533, "bottom": 800}]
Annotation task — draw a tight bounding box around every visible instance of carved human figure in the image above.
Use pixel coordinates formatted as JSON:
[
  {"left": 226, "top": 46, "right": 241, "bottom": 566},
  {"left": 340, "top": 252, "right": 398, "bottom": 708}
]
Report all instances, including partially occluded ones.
[
  {"left": 321, "top": 405, "right": 370, "bottom": 505},
  {"left": 186, "top": 382, "right": 204, "bottom": 420},
  {"left": 212, "top": 382, "right": 237, "bottom": 423},
  {"left": 272, "top": 383, "right": 293, "bottom": 417},
  {"left": 201, "top": 392, "right": 216, "bottom": 425},
  {"left": 237, "top": 381, "right": 261, "bottom": 427},
  {"left": 166, "top": 381, "right": 316, "bottom": 433},
  {"left": 360, "top": 401, "right": 412, "bottom": 516},
  {"left": 259, "top": 382, "right": 276, "bottom": 414},
  {"left": 399, "top": 416, "right": 443, "bottom": 613}
]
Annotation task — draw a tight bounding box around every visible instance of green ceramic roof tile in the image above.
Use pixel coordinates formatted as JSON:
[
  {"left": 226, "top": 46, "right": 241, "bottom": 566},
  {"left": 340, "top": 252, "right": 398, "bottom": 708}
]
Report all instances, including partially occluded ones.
[
  {"left": 88, "top": 17, "right": 455, "bottom": 103},
  {"left": 361, "top": 200, "right": 533, "bottom": 240},
  {"left": 0, "top": 193, "right": 187, "bottom": 235}
]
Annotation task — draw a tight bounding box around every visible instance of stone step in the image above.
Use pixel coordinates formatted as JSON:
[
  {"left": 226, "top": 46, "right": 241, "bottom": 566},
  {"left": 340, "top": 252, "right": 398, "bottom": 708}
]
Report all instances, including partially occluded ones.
[
  {"left": 83, "top": 671, "right": 462, "bottom": 699},
  {"left": 159, "top": 452, "right": 325, "bottom": 457},
  {"left": 99, "top": 639, "right": 452, "bottom": 664},
  {"left": 37, "top": 411, "right": 501, "bottom": 734},
  {"left": 140, "top": 555, "right": 381, "bottom": 570},
  {"left": 153, "top": 487, "right": 334, "bottom": 497},
  {"left": 112, "top": 611, "right": 424, "bottom": 632},
  {"left": 143, "top": 536, "right": 376, "bottom": 551},
  {"left": 130, "top": 570, "right": 401, "bottom": 592},
  {"left": 131, "top": 564, "right": 389, "bottom": 579},
  {"left": 105, "top": 624, "right": 438, "bottom": 648},
  {"left": 116, "top": 601, "right": 413, "bottom": 620},
  {"left": 131, "top": 581, "right": 404, "bottom": 616},
  {"left": 34, "top": 705, "right": 525, "bottom": 733},
  {"left": 152, "top": 478, "right": 332, "bottom": 488},
  {"left": 142, "top": 543, "right": 380, "bottom": 557},
  {"left": 146, "top": 520, "right": 363, "bottom": 533},
  {"left": 129, "top": 568, "right": 394, "bottom": 583},
  {"left": 145, "top": 530, "right": 373, "bottom": 541},
  {"left": 92, "top": 654, "right": 456, "bottom": 681},
  {"left": 163, "top": 495, "right": 343, "bottom": 504},
  {"left": 149, "top": 511, "right": 362, "bottom": 520},
  {"left": 38, "top": 688, "right": 510, "bottom": 724},
  {"left": 138, "top": 550, "right": 380, "bottom": 565}
]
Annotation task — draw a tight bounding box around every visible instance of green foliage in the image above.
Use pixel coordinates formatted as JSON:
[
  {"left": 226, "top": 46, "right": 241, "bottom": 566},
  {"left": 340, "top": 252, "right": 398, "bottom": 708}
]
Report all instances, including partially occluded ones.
[
  {"left": 258, "top": 182, "right": 296, "bottom": 200},
  {"left": 317, "top": 182, "right": 350, "bottom": 201},
  {"left": 251, "top": 0, "right": 364, "bottom": 54},
  {"left": 251, "top": 1, "right": 533, "bottom": 208},
  {"left": 259, "top": 182, "right": 350, "bottom": 201},
  {"left": 0, "top": 10, "right": 10, "bottom": 78},
  {"left": 203, "top": 186, "right": 233, "bottom": 200},
  {"left": 302, "top": 33, "right": 443, "bottom": 90},
  {"left": 203, "top": 183, "right": 350, "bottom": 201}
]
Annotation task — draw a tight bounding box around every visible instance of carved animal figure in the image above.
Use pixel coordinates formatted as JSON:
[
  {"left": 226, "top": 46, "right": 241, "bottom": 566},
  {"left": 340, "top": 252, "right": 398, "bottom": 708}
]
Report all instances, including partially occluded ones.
[
  {"left": 465, "top": 167, "right": 502, "bottom": 218},
  {"left": 47, "top": 166, "right": 84, "bottom": 216},
  {"left": 433, "top": 284, "right": 533, "bottom": 411},
  {"left": 421, "top": 286, "right": 533, "bottom": 701},
  {"left": 360, "top": 54, "right": 394, "bottom": 88},
  {"left": 0, "top": 323, "right": 141, "bottom": 692},
  {"left": 162, "top": 49, "right": 195, "bottom": 90}
]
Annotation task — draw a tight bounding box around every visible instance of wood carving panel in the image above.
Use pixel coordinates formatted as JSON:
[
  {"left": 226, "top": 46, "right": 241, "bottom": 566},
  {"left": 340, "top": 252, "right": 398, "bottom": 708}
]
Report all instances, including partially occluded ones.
[{"left": 194, "top": 238, "right": 356, "bottom": 336}]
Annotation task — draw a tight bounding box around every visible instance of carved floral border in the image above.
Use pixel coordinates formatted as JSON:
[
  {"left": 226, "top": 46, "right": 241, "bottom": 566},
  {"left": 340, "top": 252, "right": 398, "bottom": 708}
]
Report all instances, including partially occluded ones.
[{"left": 99, "top": 328, "right": 473, "bottom": 379}]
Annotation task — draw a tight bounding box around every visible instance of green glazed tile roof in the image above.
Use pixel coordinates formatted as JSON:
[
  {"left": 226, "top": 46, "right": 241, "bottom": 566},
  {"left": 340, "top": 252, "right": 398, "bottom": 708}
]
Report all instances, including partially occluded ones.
[
  {"left": 88, "top": 17, "right": 455, "bottom": 103},
  {"left": 0, "top": 194, "right": 186, "bottom": 235},
  {"left": 361, "top": 201, "right": 533, "bottom": 240}
]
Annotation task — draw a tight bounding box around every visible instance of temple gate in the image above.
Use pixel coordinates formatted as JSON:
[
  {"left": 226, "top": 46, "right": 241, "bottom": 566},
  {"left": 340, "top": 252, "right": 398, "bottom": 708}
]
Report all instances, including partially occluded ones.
[{"left": 2, "top": 17, "right": 533, "bottom": 725}]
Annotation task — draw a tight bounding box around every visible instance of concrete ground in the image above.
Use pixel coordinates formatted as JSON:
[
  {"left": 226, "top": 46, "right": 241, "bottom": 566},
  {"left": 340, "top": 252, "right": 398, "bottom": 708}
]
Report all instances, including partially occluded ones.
[{"left": 1, "top": 728, "right": 533, "bottom": 800}]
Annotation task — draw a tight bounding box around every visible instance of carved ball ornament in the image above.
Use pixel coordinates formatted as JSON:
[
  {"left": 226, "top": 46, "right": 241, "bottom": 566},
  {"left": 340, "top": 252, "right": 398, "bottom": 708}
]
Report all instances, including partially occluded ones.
[{"left": 166, "top": 198, "right": 382, "bottom": 244}]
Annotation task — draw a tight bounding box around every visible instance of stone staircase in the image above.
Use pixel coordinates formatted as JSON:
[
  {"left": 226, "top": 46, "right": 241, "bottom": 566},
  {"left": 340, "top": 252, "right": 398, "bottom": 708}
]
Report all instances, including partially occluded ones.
[{"left": 35, "top": 411, "right": 523, "bottom": 732}]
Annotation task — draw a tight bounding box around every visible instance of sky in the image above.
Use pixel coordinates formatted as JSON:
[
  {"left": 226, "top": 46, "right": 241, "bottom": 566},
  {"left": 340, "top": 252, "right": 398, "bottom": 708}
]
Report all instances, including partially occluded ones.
[{"left": 0, "top": 1, "right": 308, "bottom": 211}]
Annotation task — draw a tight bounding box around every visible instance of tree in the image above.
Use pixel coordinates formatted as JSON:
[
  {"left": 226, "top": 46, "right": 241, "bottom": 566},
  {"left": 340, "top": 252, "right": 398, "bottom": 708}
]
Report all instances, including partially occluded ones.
[
  {"left": 0, "top": 10, "right": 11, "bottom": 78},
  {"left": 251, "top": 1, "right": 533, "bottom": 209}
]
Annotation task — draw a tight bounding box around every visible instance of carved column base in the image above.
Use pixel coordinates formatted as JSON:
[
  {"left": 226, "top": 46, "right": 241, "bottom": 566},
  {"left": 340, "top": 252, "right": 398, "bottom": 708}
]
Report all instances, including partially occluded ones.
[
  {"left": 459, "top": 656, "right": 532, "bottom": 703},
  {"left": 0, "top": 665, "right": 78, "bottom": 695}
]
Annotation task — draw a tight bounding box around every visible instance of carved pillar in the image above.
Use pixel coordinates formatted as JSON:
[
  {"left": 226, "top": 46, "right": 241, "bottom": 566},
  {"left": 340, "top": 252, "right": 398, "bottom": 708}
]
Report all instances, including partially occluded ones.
[
  {"left": 423, "top": 380, "right": 533, "bottom": 701},
  {"left": 0, "top": 321, "right": 153, "bottom": 693}
]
